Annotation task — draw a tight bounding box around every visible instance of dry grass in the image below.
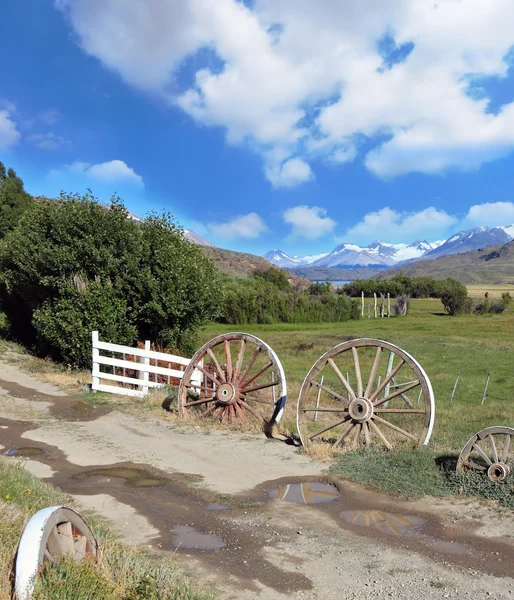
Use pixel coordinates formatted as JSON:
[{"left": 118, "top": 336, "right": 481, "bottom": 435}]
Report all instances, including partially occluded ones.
[{"left": 466, "top": 283, "right": 514, "bottom": 298}]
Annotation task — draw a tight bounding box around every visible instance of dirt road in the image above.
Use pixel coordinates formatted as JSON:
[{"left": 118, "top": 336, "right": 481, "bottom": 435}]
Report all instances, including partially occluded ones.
[{"left": 1, "top": 359, "right": 514, "bottom": 599}]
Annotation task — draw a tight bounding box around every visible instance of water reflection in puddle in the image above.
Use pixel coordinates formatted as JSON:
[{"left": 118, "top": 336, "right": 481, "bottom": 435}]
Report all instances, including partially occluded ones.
[
  {"left": 420, "top": 538, "right": 470, "bottom": 555},
  {"left": 72, "top": 467, "right": 169, "bottom": 488},
  {"left": 340, "top": 510, "right": 425, "bottom": 536},
  {"left": 206, "top": 503, "right": 228, "bottom": 511},
  {"left": 268, "top": 482, "right": 339, "bottom": 504},
  {"left": 6, "top": 447, "right": 45, "bottom": 457},
  {"left": 171, "top": 526, "right": 225, "bottom": 550}
]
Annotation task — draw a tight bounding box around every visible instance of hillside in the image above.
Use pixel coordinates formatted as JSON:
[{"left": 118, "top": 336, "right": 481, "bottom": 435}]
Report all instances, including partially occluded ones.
[
  {"left": 200, "top": 246, "right": 308, "bottom": 286},
  {"left": 286, "top": 265, "right": 384, "bottom": 282},
  {"left": 378, "top": 240, "right": 514, "bottom": 284}
]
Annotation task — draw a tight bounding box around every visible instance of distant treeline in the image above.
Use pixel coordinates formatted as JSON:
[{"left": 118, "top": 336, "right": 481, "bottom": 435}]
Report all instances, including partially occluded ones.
[
  {"left": 220, "top": 270, "right": 360, "bottom": 325},
  {"left": 339, "top": 275, "right": 467, "bottom": 299}
]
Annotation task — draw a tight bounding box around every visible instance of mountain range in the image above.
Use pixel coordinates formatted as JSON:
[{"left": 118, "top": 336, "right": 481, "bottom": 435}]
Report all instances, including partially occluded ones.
[{"left": 263, "top": 226, "right": 514, "bottom": 273}]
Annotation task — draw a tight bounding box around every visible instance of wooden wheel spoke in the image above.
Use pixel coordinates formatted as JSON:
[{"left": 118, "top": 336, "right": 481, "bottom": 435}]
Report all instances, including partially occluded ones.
[
  {"left": 57, "top": 522, "right": 75, "bottom": 555},
  {"left": 240, "top": 395, "right": 274, "bottom": 405},
  {"left": 333, "top": 422, "right": 356, "bottom": 447},
  {"left": 363, "top": 422, "right": 370, "bottom": 445},
  {"left": 501, "top": 434, "right": 511, "bottom": 463},
  {"left": 200, "top": 404, "right": 219, "bottom": 418},
  {"left": 472, "top": 442, "right": 493, "bottom": 466},
  {"left": 464, "top": 459, "right": 486, "bottom": 471},
  {"left": 368, "top": 419, "right": 392, "bottom": 450},
  {"left": 206, "top": 348, "right": 226, "bottom": 382},
  {"left": 184, "top": 396, "right": 216, "bottom": 407},
  {"left": 352, "top": 347, "right": 363, "bottom": 397},
  {"left": 373, "top": 380, "right": 420, "bottom": 407},
  {"left": 242, "top": 380, "right": 279, "bottom": 394},
  {"left": 327, "top": 358, "right": 356, "bottom": 400},
  {"left": 224, "top": 340, "right": 233, "bottom": 381},
  {"left": 374, "top": 408, "right": 426, "bottom": 414},
  {"left": 369, "top": 360, "right": 405, "bottom": 403},
  {"left": 240, "top": 401, "right": 266, "bottom": 422},
  {"left": 184, "top": 383, "right": 214, "bottom": 393},
  {"left": 365, "top": 346, "right": 382, "bottom": 397},
  {"left": 302, "top": 406, "right": 349, "bottom": 413},
  {"left": 488, "top": 435, "right": 499, "bottom": 464},
  {"left": 310, "top": 379, "right": 351, "bottom": 404},
  {"left": 372, "top": 415, "right": 418, "bottom": 442},
  {"left": 234, "top": 402, "right": 247, "bottom": 422},
  {"left": 309, "top": 415, "right": 351, "bottom": 440},
  {"left": 241, "top": 361, "right": 273, "bottom": 389},
  {"left": 74, "top": 536, "right": 87, "bottom": 558},
  {"left": 195, "top": 364, "right": 219, "bottom": 386},
  {"left": 238, "top": 347, "right": 261, "bottom": 383},
  {"left": 234, "top": 339, "right": 246, "bottom": 380}
]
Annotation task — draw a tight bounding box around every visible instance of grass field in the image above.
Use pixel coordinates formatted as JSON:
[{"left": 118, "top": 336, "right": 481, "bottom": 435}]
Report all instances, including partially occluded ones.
[
  {"left": 467, "top": 283, "right": 514, "bottom": 298},
  {"left": 199, "top": 297, "right": 514, "bottom": 453}
]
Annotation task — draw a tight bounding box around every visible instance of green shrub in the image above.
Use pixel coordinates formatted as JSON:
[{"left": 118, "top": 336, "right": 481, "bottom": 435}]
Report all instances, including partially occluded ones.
[
  {"left": 0, "top": 193, "right": 221, "bottom": 366},
  {"left": 439, "top": 278, "right": 469, "bottom": 315},
  {"left": 502, "top": 292, "right": 512, "bottom": 305}
]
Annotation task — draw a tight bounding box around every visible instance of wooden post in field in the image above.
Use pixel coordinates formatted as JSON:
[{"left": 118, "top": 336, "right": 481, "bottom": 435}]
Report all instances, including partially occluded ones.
[
  {"left": 139, "top": 340, "right": 150, "bottom": 396},
  {"left": 361, "top": 292, "right": 364, "bottom": 317},
  {"left": 92, "top": 331, "right": 100, "bottom": 392},
  {"left": 449, "top": 373, "right": 460, "bottom": 406},
  {"left": 368, "top": 301, "right": 371, "bottom": 318},
  {"left": 374, "top": 293, "right": 377, "bottom": 318},
  {"left": 387, "top": 293, "right": 391, "bottom": 317},
  {"left": 481, "top": 373, "right": 491, "bottom": 405},
  {"left": 380, "top": 294, "right": 385, "bottom": 318}
]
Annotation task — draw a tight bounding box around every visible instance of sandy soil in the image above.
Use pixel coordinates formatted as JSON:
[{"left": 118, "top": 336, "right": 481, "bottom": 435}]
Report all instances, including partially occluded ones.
[{"left": 2, "top": 358, "right": 514, "bottom": 599}]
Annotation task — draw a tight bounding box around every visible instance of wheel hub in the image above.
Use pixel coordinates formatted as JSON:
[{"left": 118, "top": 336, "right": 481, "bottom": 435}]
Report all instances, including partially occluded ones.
[
  {"left": 487, "top": 462, "right": 510, "bottom": 482},
  {"left": 216, "top": 382, "right": 237, "bottom": 405},
  {"left": 348, "top": 397, "right": 374, "bottom": 423}
]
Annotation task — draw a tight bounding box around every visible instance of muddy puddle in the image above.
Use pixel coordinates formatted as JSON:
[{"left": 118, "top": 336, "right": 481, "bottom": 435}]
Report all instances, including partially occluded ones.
[
  {"left": 268, "top": 481, "right": 339, "bottom": 504},
  {"left": 0, "top": 378, "right": 111, "bottom": 421},
  {"left": 5, "top": 446, "right": 46, "bottom": 457},
  {"left": 2, "top": 414, "right": 514, "bottom": 595}
]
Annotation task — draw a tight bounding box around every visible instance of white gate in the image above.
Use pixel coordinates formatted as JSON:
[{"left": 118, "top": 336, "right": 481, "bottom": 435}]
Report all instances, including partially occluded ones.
[{"left": 91, "top": 331, "right": 201, "bottom": 398}]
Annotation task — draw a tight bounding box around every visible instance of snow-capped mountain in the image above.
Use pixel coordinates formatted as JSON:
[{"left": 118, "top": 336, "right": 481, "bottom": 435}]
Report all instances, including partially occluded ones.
[
  {"left": 184, "top": 229, "right": 216, "bottom": 247},
  {"left": 420, "top": 226, "right": 512, "bottom": 260},
  {"left": 264, "top": 239, "right": 442, "bottom": 269}
]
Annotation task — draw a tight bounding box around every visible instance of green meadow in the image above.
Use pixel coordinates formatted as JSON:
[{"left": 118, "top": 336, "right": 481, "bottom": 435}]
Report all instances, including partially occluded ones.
[{"left": 200, "top": 296, "right": 514, "bottom": 452}]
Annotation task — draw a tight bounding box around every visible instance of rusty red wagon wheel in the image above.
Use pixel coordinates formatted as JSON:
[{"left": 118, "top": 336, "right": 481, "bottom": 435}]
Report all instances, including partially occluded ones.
[
  {"left": 178, "top": 332, "right": 287, "bottom": 429},
  {"left": 297, "top": 338, "right": 435, "bottom": 453},
  {"left": 456, "top": 426, "right": 514, "bottom": 482}
]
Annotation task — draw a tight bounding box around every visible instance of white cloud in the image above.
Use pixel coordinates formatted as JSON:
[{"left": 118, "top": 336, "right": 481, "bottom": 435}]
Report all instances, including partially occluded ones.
[
  {"left": 283, "top": 205, "right": 336, "bottom": 240},
  {"left": 27, "top": 132, "right": 70, "bottom": 151},
  {"left": 209, "top": 212, "right": 268, "bottom": 239},
  {"left": 464, "top": 202, "right": 514, "bottom": 227},
  {"left": 265, "top": 157, "right": 314, "bottom": 188},
  {"left": 346, "top": 207, "right": 457, "bottom": 244},
  {"left": 51, "top": 159, "right": 144, "bottom": 186},
  {"left": 0, "top": 104, "right": 21, "bottom": 150},
  {"left": 56, "top": 0, "right": 514, "bottom": 184}
]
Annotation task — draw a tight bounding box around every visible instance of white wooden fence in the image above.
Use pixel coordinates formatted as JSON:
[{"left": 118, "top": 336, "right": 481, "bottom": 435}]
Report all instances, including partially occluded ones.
[{"left": 91, "top": 331, "right": 201, "bottom": 398}]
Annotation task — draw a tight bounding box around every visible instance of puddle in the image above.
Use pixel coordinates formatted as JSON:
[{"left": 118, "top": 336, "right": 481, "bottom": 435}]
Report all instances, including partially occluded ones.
[
  {"left": 171, "top": 526, "right": 225, "bottom": 550},
  {"left": 72, "top": 466, "right": 169, "bottom": 488},
  {"left": 340, "top": 510, "right": 425, "bottom": 536},
  {"left": 5, "top": 447, "right": 45, "bottom": 457},
  {"left": 268, "top": 481, "right": 339, "bottom": 504},
  {"left": 420, "top": 538, "right": 471, "bottom": 555},
  {"left": 206, "top": 503, "right": 228, "bottom": 511}
]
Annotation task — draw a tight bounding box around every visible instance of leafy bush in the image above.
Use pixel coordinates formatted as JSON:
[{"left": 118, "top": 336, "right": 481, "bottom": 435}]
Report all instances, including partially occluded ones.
[
  {"left": 489, "top": 301, "right": 508, "bottom": 314},
  {"left": 439, "top": 278, "right": 469, "bottom": 315},
  {"left": 220, "top": 275, "right": 359, "bottom": 325},
  {"left": 0, "top": 161, "right": 33, "bottom": 238},
  {"left": 502, "top": 292, "right": 512, "bottom": 305},
  {"left": 0, "top": 192, "right": 221, "bottom": 366},
  {"left": 394, "top": 294, "right": 410, "bottom": 316}
]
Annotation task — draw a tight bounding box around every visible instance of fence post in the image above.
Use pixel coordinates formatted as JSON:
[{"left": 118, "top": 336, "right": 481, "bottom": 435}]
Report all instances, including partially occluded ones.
[
  {"left": 387, "top": 293, "right": 390, "bottom": 317},
  {"left": 374, "top": 293, "right": 377, "bottom": 318},
  {"left": 92, "top": 331, "right": 100, "bottom": 392},
  {"left": 361, "top": 292, "right": 364, "bottom": 318},
  {"left": 139, "top": 340, "right": 150, "bottom": 396}
]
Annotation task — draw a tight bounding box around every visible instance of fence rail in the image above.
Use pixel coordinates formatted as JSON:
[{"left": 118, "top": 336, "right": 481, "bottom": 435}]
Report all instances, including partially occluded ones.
[{"left": 91, "top": 331, "right": 201, "bottom": 398}]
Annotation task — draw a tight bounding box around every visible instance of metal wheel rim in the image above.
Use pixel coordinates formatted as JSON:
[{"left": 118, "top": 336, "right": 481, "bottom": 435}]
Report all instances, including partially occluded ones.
[
  {"left": 456, "top": 426, "right": 514, "bottom": 482},
  {"left": 178, "top": 332, "right": 287, "bottom": 427},
  {"left": 296, "top": 338, "right": 435, "bottom": 452},
  {"left": 15, "top": 506, "right": 98, "bottom": 600}
]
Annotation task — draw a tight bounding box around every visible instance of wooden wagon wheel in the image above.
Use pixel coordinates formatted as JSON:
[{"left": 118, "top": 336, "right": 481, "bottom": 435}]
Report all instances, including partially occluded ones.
[
  {"left": 15, "top": 505, "right": 98, "bottom": 599},
  {"left": 178, "top": 332, "right": 287, "bottom": 428},
  {"left": 456, "top": 426, "right": 514, "bottom": 482},
  {"left": 297, "top": 338, "right": 435, "bottom": 452}
]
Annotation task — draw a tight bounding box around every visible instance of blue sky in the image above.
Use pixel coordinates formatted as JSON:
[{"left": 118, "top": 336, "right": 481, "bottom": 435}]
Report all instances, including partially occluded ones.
[{"left": 2, "top": 1, "right": 514, "bottom": 257}]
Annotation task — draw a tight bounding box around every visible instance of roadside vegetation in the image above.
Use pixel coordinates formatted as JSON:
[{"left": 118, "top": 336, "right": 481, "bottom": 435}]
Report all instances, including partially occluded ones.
[{"left": 0, "top": 458, "right": 215, "bottom": 600}]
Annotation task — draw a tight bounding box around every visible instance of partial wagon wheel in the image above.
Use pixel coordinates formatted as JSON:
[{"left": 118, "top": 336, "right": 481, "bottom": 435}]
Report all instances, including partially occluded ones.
[
  {"left": 178, "top": 332, "right": 287, "bottom": 429},
  {"left": 15, "top": 506, "right": 98, "bottom": 600},
  {"left": 456, "top": 426, "right": 514, "bottom": 482},
  {"left": 297, "top": 338, "right": 435, "bottom": 452}
]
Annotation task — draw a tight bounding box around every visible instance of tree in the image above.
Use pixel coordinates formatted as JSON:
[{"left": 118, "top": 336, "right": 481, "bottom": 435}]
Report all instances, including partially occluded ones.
[
  {"left": 0, "top": 192, "right": 221, "bottom": 365},
  {"left": 0, "top": 162, "right": 33, "bottom": 238},
  {"left": 439, "top": 279, "right": 469, "bottom": 315}
]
